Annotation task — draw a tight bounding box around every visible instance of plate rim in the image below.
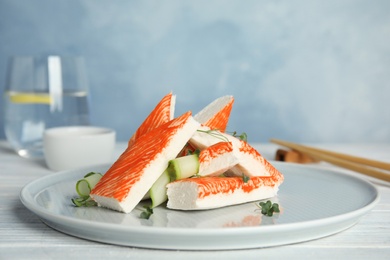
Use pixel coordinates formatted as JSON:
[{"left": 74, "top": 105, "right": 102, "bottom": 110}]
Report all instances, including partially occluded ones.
[{"left": 19, "top": 162, "right": 380, "bottom": 249}]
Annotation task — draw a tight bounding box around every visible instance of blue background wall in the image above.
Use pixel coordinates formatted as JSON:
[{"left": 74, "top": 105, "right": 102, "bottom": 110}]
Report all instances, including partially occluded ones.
[{"left": 1, "top": 0, "right": 389, "bottom": 143}]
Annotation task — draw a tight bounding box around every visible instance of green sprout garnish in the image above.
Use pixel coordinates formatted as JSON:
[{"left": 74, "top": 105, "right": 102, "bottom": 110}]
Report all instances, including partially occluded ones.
[
  {"left": 197, "top": 129, "right": 229, "bottom": 142},
  {"left": 71, "top": 196, "right": 97, "bottom": 207},
  {"left": 187, "top": 148, "right": 200, "bottom": 156},
  {"left": 198, "top": 129, "right": 248, "bottom": 143},
  {"left": 242, "top": 173, "right": 250, "bottom": 183},
  {"left": 140, "top": 205, "right": 154, "bottom": 219},
  {"left": 257, "top": 200, "right": 280, "bottom": 216},
  {"left": 231, "top": 131, "right": 248, "bottom": 142}
]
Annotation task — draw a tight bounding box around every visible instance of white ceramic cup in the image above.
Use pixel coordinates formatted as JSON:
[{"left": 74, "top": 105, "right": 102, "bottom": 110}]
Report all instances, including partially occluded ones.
[{"left": 43, "top": 126, "right": 116, "bottom": 171}]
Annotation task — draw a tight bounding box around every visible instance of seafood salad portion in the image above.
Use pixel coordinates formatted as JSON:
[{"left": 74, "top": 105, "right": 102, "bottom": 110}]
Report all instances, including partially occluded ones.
[{"left": 72, "top": 92, "right": 284, "bottom": 215}]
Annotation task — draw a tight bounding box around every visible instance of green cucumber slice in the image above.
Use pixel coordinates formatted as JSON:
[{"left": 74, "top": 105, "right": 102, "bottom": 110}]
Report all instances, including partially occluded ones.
[
  {"left": 150, "top": 170, "right": 170, "bottom": 208},
  {"left": 149, "top": 154, "right": 200, "bottom": 208},
  {"left": 167, "top": 154, "right": 199, "bottom": 181},
  {"left": 75, "top": 172, "right": 103, "bottom": 197}
]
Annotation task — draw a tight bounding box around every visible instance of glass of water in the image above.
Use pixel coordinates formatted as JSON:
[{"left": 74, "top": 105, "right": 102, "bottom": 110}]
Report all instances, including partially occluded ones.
[{"left": 2, "top": 55, "right": 90, "bottom": 158}]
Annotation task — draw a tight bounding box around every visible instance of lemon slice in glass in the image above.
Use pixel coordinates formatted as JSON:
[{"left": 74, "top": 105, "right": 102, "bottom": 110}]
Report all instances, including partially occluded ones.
[{"left": 8, "top": 92, "right": 51, "bottom": 104}]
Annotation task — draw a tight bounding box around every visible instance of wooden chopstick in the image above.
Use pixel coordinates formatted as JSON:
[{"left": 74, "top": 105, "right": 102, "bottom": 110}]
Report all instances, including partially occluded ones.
[{"left": 270, "top": 138, "right": 390, "bottom": 182}]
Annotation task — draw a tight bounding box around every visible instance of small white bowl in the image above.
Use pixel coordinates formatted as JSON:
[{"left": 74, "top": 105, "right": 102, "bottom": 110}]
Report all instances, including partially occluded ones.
[{"left": 43, "top": 126, "right": 116, "bottom": 171}]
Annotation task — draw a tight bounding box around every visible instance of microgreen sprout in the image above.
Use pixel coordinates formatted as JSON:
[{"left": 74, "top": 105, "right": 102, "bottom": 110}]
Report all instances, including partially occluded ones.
[
  {"left": 71, "top": 196, "right": 97, "bottom": 207},
  {"left": 231, "top": 131, "right": 248, "bottom": 142},
  {"left": 242, "top": 173, "right": 250, "bottom": 183},
  {"left": 257, "top": 200, "right": 280, "bottom": 216},
  {"left": 140, "top": 205, "right": 154, "bottom": 219},
  {"left": 197, "top": 129, "right": 229, "bottom": 142},
  {"left": 187, "top": 148, "right": 200, "bottom": 156}
]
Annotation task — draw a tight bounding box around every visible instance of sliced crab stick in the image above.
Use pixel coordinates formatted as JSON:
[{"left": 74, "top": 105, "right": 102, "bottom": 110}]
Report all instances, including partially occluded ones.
[
  {"left": 198, "top": 141, "right": 239, "bottom": 177},
  {"left": 166, "top": 169, "right": 284, "bottom": 210},
  {"left": 90, "top": 111, "right": 200, "bottom": 213},
  {"left": 194, "top": 95, "right": 234, "bottom": 132},
  {"left": 190, "top": 126, "right": 274, "bottom": 177},
  {"left": 128, "top": 92, "right": 176, "bottom": 147}
]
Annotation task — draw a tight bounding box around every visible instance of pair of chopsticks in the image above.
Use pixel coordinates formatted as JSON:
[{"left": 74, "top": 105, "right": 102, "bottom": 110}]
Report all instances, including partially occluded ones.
[{"left": 270, "top": 138, "right": 390, "bottom": 182}]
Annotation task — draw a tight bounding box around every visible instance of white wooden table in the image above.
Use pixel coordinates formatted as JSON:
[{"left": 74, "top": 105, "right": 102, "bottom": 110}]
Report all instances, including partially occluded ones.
[{"left": 1, "top": 140, "right": 389, "bottom": 259}]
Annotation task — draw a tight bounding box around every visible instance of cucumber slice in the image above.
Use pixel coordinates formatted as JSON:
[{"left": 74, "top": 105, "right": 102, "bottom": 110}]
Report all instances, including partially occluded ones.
[
  {"left": 167, "top": 154, "right": 199, "bottom": 181},
  {"left": 149, "top": 154, "right": 200, "bottom": 208},
  {"left": 150, "top": 170, "right": 170, "bottom": 208},
  {"left": 76, "top": 172, "right": 103, "bottom": 197},
  {"left": 72, "top": 172, "right": 102, "bottom": 207}
]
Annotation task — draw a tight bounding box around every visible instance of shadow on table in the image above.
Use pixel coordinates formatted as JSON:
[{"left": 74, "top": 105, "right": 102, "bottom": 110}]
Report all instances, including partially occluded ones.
[
  {"left": 1, "top": 141, "right": 49, "bottom": 170},
  {"left": 0, "top": 141, "right": 15, "bottom": 154}
]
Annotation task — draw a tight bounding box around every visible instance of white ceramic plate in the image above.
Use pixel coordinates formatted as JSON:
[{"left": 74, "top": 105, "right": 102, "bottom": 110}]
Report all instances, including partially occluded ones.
[{"left": 20, "top": 162, "right": 379, "bottom": 250}]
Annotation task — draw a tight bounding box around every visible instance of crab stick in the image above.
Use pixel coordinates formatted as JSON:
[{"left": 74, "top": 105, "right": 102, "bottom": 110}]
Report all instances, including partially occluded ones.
[
  {"left": 128, "top": 92, "right": 176, "bottom": 147},
  {"left": 166, "top": 169, "right": 284, "bottom": 210},
  {"left": 90, "top": 111, "right": 200, "bottom": 213}
]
